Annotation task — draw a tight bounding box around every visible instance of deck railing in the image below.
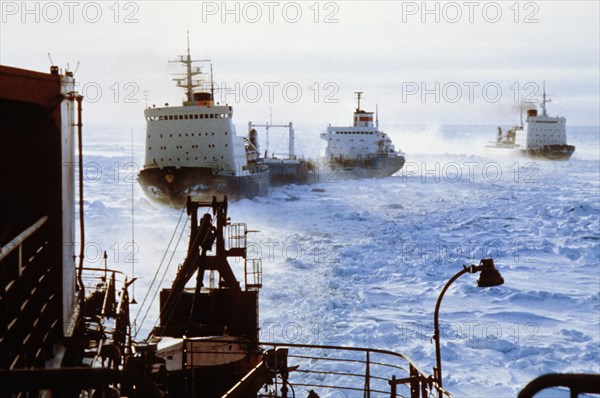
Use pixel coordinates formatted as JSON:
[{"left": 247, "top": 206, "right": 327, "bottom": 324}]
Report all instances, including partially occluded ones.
[
  {"left": 258, "top": 342, "right": 451, "bottom": 398},
  {"left": 183, "top": 338, "right": 451, "bottom": 398}
]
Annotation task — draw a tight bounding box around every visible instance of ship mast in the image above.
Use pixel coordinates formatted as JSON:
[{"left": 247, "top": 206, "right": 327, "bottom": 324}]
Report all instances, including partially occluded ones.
[
  {"left": 541, "top": 81, "right": 552, "bottom": 117},
  {"left": 170, "top": 31, "right": 211, "bottom": 102},
  {"left": 210, "top": 63, "right": 215, "bottom": 100},
  {"left": 355, "top": 91, "right": 363, "bottom": 112},
  {"left": 185, "top": 32, "right": 193, "bottom": 102}
]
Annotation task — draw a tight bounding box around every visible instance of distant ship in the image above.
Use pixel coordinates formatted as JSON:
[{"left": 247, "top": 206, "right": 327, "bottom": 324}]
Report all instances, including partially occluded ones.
[
  {"left": 321, "top": 92, "right": 405, "bottom": 178},
  {"left": 488, "top": 84, "right": 575, "bottom": 160},
  {"left": 138, "top": 39, "right": 269, "bottom": 206}
]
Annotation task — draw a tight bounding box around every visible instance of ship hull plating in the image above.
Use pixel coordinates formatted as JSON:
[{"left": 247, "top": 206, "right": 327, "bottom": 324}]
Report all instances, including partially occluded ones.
[
  {"left": 523, "top": 145, "right": 575, "bottom": 160},
  {"left": 323, "top": 156, "right": 405, "bottom": 180},
  {"left": 138, "top": 167, "right": 270, "bottom": 206}
]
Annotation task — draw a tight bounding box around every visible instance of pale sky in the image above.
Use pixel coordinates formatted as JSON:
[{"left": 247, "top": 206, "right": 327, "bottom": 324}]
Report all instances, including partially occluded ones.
[{"left": 1, "top": 1, "right": 599, "bottom": 127}]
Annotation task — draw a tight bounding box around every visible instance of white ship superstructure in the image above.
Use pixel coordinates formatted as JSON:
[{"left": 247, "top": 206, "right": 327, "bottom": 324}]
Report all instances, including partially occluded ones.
[
  {"left": 523, "top": 86, "right": 574, "bottom": 159},
  {"left": 144, "top": 104, "right": 249, "bottom": 176},
  {"left": 320, "top": 92, "right": 405, "bottom": 178},
  {"left": 138, "top": 38, "right": 269, "bottom": 206}
]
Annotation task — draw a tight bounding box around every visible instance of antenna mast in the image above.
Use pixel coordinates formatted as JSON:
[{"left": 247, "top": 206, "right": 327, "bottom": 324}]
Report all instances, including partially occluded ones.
[
  {"left": 169, "top": 31, "right": 211, "bottom": 103},
  {"left": 210, "top": 63, "right": 215, "bottom": 100},
  {"left": 541, "top": 81, "right": 552, "bottom": 117},
  {"left": 355, "top": 91, "right": 363, "bottom": 111},
  {"left": 185, "top": 31, "right": 193, "bottom": 102}
]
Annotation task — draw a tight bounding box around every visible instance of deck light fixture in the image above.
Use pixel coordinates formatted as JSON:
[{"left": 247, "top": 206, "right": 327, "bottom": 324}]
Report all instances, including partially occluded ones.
[{"left": 433, "top": 258, "right": 504, "bottom": 397}]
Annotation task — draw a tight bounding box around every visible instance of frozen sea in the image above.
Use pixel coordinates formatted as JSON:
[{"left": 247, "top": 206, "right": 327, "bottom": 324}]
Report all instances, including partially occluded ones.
[{"left": 81, "top": 123, "right": 599, "bottom": 397}]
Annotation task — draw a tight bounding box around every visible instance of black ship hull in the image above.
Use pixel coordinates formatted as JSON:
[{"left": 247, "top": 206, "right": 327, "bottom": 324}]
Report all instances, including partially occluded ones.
[
  {"left": 522, "top": 144, "right": 575, "bottom": 160},
  {"left": 323, "top": 155, "right": 406, "bottom": 180},
  {"left": 138, "top": 166, "right": 270, "bottom": 206}
]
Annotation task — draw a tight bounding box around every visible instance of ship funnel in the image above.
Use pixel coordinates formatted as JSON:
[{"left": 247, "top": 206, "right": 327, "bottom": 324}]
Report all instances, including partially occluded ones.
[
  {"left": 249, "top": 128, "right": 259, "bottom": 149},
  {"left": 193, "top": 92, "right": 214, "bottom": 106},
  {"left": 527, "top": 109, "right": 538, "bottom": 118}
]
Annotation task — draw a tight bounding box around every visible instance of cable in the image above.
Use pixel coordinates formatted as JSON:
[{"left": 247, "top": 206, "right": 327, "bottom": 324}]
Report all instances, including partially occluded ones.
[
  {"left": 136, "top": 214, "right": 189, "bottom": 338},
  {"left": 133, "top": 206, "right": 186, "bottom": 324}
]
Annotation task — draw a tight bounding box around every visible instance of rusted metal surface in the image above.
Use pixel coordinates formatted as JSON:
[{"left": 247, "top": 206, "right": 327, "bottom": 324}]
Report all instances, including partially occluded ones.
[{"left": 0, "top": 65, "right": 62, "bottom": 114}]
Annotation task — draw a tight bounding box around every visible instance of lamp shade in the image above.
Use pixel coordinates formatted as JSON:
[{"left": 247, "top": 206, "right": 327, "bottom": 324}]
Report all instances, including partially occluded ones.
[{"left": 477, "top": 258, "right": 504, "bottom": 287}]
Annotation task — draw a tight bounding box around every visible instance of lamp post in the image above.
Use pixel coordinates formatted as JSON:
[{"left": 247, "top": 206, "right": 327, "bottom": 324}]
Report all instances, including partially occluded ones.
[{"left": 433, "top": 258, "right": 504, "bottom": 397}]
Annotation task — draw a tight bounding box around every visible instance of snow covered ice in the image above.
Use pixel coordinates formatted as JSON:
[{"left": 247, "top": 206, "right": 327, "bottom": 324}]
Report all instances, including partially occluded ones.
[{"left": 81, "top": 124, "right": 599, "bottom": 397}]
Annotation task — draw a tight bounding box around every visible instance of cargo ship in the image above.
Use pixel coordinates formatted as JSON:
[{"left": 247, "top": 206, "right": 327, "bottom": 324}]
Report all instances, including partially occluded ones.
[
  {"left": 321, "top": 92, "right": 405, "bottom": 178},
  {"left": 138, "top": 39, "right": 269, "bottom": 207},
  {"left": 488, "top": 85, "right": 575, "bottom": 160}
]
